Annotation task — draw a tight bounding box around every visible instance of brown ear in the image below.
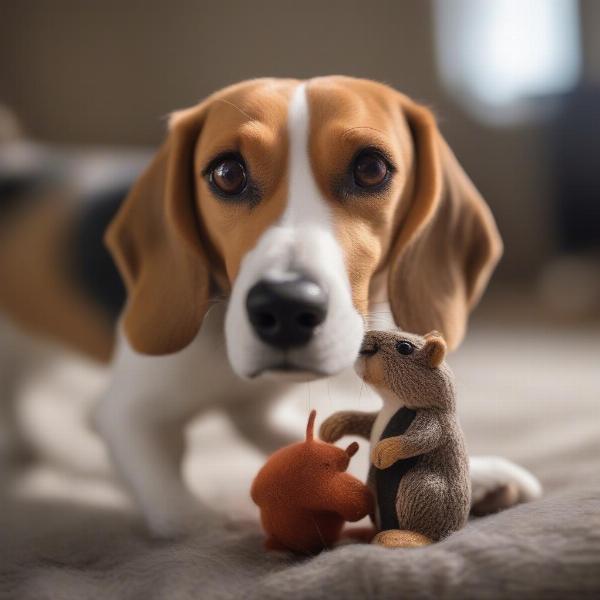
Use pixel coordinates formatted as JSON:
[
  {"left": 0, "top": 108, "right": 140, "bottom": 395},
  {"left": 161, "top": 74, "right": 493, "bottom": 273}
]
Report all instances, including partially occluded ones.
[
  {"left": 388, "top": 99, "right": 503, "bottom": 350},
  {"left": 105, "top": 104, "right": 214, "bottom": 355},
  {"left": 422, "top": 331, "right": 447, "bottom": 368}
]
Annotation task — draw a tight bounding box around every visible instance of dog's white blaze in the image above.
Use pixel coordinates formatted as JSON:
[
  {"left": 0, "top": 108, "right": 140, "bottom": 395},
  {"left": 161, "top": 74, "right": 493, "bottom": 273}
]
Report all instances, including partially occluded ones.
[
  {"left": 224, "top": 82, "right": 364, "bottom": 377},
  {"left": 283, "top": 84, "right": 332, "bottom": 229}
]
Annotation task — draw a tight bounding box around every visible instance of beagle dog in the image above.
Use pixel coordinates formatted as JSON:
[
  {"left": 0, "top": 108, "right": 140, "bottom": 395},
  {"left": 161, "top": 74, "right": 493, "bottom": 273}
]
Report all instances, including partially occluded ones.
[{"left": 0, "top": 77, "right": 542, "bottom": 537}]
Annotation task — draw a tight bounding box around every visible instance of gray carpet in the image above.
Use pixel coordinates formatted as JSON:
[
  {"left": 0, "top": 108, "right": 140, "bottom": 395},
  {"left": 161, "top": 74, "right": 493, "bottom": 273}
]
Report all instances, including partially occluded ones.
[{"left": 1, "top": 319, "right": 599, "bottom": 599}]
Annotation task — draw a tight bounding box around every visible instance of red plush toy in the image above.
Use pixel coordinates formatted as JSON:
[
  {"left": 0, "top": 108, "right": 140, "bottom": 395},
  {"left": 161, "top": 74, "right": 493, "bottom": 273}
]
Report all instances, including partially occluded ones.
[{"left": 251, "top": 410, "right": 373, "bottom": 554}]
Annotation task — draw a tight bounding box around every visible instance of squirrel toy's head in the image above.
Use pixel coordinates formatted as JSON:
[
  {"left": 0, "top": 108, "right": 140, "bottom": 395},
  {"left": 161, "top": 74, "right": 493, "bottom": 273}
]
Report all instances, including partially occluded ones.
[
  {"left": 251, "top": 410, "right": 366, "bottom": 518},
  {"left": 354, "top": 330, "right": 455, "bottom": 410}
]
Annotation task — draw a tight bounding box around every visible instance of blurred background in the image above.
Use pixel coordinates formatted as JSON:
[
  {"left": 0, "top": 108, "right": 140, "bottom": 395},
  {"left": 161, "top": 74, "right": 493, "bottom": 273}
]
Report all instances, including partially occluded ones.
[
  {"left": 0, "top": 0, "right": 598, "bottom": 557},
  {"left": 2, "top": 0, "right": 600, "bottom": 314}
]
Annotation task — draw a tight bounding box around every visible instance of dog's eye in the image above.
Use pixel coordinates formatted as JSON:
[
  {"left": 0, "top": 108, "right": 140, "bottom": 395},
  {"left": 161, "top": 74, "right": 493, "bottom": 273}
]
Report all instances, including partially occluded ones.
[
  {"left": 210, "top": 158, "right": 247, "bottom": 195},
  {"left": 396, "top": 341, "right": 414, "bottom": 356},
  {"left": 353, "top": 151, "right": 388, "bottom": 188}
]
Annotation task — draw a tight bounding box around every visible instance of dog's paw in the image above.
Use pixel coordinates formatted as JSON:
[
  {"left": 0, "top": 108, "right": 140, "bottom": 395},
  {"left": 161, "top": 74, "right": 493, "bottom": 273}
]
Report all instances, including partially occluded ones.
[
  {"left": 469, "top": 456, "right": 542, "bottom": 515},
  {"left": 471, "top": 483, "right": 521, "bottom": 516}
]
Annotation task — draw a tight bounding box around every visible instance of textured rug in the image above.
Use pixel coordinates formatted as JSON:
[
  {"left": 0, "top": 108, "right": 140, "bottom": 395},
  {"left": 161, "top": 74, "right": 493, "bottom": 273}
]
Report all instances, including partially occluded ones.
[{"left": 1, "top": 319, "right": 599, "bottom": 599}]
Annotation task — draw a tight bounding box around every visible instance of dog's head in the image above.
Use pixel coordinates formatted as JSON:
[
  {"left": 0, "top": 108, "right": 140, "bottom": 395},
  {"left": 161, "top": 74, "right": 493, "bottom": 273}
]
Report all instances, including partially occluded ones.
[{"left": 106, "top": 77, "right": 502, "bottom": 379}]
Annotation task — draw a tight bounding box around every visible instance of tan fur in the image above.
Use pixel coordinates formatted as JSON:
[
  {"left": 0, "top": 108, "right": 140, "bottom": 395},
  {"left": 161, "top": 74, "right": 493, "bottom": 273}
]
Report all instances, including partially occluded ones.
[
  {"left": 0, "top": 78, "right": 501, "bottom": 359},
  {"left": 107, "top": 76, "right": 501, "bottom": 356},
  {"left": 0, "top": 196, "right": 114, "bottom": 361},
  {"left": 306, "top": 77, "right": 502, "bottom": 346},
  {"left": 106, "top": 79, "right": 296, "bottom": 355},
  {"left": 306, "top": 78, "right": 415, "bottom": 315}
]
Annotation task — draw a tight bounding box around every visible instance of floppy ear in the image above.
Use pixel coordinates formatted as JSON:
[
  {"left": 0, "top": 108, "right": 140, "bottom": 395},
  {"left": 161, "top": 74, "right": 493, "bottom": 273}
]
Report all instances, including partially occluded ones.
[
  {"left": 105, "top": 104, "right": 215, "bottom": 355},
  {"left": 387, "top": 99, "right": 503, "bottom": 350}
]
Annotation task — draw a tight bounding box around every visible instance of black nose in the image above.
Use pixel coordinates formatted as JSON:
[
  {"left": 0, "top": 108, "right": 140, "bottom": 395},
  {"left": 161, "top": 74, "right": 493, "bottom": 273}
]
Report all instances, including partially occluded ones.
[{"left": 246, "top": 275, "right": 328, "bottom": 349}]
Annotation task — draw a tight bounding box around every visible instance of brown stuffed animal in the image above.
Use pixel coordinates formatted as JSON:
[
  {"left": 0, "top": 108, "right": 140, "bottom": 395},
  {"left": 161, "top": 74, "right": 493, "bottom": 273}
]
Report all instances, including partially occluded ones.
[
  {"left": 320, "top": 330, "right": 471, "bottom": 549},
  {"left": 251, "top": 410, "right": 373, "bottom": 555}
]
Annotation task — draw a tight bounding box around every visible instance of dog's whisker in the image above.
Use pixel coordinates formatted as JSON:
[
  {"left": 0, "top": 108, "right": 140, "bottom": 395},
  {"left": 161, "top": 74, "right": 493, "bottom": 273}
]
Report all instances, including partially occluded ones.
[
  {"left": 357, "top": 380, "right": 365, "bottom": 407},
  {"left": 341, "top": 125, "right": 386, "bottom": 138},
  {"left": 216, "top": 98, "right": 254, "bottom": 121}
]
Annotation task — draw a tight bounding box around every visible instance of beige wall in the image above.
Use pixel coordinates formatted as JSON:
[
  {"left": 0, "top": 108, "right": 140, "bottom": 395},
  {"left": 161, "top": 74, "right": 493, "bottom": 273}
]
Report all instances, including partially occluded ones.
[{"left": 2, "top": 0, "right": 594, "bottom": 280}]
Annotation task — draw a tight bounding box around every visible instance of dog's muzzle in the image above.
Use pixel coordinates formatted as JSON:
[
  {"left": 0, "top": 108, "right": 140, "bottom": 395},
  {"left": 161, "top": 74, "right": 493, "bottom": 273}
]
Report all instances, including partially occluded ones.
[{"left": 245, "top": 273, "right": 328, "bottom": 349}]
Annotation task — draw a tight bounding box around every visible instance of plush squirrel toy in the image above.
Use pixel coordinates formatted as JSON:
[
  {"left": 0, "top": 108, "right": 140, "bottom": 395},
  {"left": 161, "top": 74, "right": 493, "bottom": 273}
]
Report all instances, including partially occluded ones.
[
  {"left": 320, "top": 330, "right": 471, "bottom": 549},
  {"left": 251, "top": 410, "right": 373, "bottom": 555}
]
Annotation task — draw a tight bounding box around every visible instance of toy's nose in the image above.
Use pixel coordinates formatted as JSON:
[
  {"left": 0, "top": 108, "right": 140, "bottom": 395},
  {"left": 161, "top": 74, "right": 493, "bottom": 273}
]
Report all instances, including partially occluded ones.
[
  {"left": 359, "top": 338, "right": 379, "bottom": 356},
  {"left": 246, "top": 275, "right": 328, "bottom": 349}
]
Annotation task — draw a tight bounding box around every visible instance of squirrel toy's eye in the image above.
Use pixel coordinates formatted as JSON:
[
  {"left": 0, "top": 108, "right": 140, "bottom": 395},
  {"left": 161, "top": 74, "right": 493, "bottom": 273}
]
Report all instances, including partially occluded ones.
[{"left": 396, "top": 340, "right": 414, "bottom": 356}]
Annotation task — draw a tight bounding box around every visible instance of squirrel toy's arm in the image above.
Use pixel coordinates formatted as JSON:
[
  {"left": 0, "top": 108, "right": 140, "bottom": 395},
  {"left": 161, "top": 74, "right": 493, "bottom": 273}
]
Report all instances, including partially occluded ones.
[
  {"left": 372, "top": 410, "right": 445, "bottom": 469},
  {"left": 319, "top": 411, "right": 377, "bottom": 443}
]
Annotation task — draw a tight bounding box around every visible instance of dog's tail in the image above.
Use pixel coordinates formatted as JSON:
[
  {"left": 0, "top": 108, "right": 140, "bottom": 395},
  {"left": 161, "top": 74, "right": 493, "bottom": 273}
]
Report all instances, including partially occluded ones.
[
  {"left": 0, "top": 112, "right": 143, "bottom": 359},
  {"left": 0, "top": 104, "right": 54, "bottom": 223}
]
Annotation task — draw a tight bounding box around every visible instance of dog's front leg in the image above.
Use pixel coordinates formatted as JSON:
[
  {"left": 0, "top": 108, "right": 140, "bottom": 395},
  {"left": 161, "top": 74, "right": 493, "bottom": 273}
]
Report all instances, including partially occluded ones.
[
  {"left": 96, "top": 390, "right": 202, "bottom": 538},
  {"left": 225, "top": 393, "right": 296, "bottom": 455},
  {"left": 94, "top": 320, "right": 226, "bottom": 538}
]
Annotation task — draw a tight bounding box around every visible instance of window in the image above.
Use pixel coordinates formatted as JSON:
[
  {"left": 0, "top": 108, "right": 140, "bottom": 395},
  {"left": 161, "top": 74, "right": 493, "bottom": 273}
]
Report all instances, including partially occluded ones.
[{"left": 433, "top": 0, "right": 581, "bottom": 124}]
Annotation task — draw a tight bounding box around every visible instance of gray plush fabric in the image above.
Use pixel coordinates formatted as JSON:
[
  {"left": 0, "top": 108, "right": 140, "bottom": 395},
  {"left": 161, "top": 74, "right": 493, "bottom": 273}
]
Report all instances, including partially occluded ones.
[
  {"left": 1, "top": 320, "right": 599, "bottom": 599},
  {"left": 2, "top": 485, "right": 600, "bottom": 600}
]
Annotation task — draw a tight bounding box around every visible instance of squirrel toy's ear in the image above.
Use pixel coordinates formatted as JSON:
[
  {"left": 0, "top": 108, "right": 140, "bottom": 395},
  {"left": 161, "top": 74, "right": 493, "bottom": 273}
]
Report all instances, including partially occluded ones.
[
  {"left": 423, "top": 332, "right": 447, "bottom": 368},
  {"left": 306, "top": 410, "right": 317, "bottom": 441}
]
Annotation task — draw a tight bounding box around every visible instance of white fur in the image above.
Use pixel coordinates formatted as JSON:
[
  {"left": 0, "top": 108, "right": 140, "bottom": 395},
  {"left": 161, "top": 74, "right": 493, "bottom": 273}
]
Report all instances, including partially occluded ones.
[
  {"left": 92, "top": 82, "right": 542, "bottom": 537},
  {"left": 470, "top": 455, "right": 543, "bottom": 504},
  {"left": 94, "top": 303, "right": 293, "bottom": 536},
  {"left": 225, "top": 83, "right": 365, "bottom": 378},
  {"left": 0, "top": 317, "right": 52, "bottom": 460}
]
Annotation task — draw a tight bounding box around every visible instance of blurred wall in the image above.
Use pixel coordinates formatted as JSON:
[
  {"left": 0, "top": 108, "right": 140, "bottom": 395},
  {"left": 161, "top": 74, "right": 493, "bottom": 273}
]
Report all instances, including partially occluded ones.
[
  {"left": 581, "top": 0, "right": 600, "bottom": 82},
  {"left": 1, "top": 0, "right": 596, "bottom": 281}
]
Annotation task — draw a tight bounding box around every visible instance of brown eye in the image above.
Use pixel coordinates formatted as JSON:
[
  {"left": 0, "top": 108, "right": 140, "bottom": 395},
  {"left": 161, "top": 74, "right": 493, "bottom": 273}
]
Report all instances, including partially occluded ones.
[
  {"left": 353, "top": 151, "right": 388, "bottom": 188},
  {"left": 211, "top": 158, "right": 247, "bottom": 195}
]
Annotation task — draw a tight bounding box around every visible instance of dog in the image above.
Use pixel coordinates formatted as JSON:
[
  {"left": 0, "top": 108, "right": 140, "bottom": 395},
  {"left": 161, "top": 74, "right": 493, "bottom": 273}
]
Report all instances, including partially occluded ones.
[{"left": 0, "top": 78, "right": 541, "bottom": 537}]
